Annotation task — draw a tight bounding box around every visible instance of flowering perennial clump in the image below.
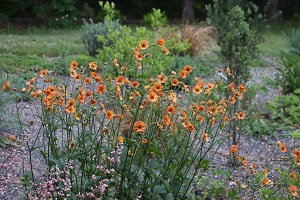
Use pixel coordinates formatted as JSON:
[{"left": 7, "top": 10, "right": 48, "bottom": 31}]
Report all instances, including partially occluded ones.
[{"left": 0, "top": 38, "right": 251, "bottom": 199}]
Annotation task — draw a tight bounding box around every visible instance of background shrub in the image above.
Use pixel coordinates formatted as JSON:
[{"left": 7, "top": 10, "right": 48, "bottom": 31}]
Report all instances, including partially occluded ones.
[
  {"left": 267, "top": 89, "right": 300, "bottom": 127},
  {"left": 81, "top": 19, "right": 122, "bottom": 56},
  {"left": 286, "top": 27, "right": 300, "bottom": 55},
  {"left": 206, "top": 0, "right": 265, "bottom": 41},
  {"left": 143, "top": 8, "right": 168, "bottom": 29},
  {"left": 273, "top": 52, "right": 300, "bottom": 95}
]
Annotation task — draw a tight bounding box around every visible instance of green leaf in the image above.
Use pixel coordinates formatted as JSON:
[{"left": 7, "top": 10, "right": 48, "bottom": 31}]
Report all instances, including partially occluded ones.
[{"left": 154, "top": 185, "right": 166, "bottom": 195}]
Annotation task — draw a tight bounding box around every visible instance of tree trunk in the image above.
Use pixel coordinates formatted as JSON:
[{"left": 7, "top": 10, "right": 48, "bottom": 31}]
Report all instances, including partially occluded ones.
[
  {"left": 267, "top": 0, "right": 279, "bottom": 23},
  {"left": 182, "top": 0, "right": 194, "bottom": 24}
]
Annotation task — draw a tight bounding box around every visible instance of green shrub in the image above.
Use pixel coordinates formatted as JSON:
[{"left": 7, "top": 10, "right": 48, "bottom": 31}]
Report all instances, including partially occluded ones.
[
  {"left": 221, "top": 5, "right": 259, "bottom": 85},
  {"left": 143, "top": 8, "right": 168, "bottom": 29},
  {"left": 97, "top": 26, "right": 173, "bottom": 79},
  {"left": 221, "top": 6, "right": 260, "bottom": 147},
  {"left": 206, "top": 0, "right": 265, "bottom": 41},
  {"left": 273, "top": 52, "right": 300, "bottom": 95},
  {"left": 81, "top": 19, "right": 122, "bottom": 57},
  {"left": 267, "top": 89, "right": 300, "bottom": 127},
  {"left": 33, "top": 0, "right": 82, "bottom": 28},
  {"left": 97, "top": 1, "right": 126, "bottom": 22},
  {"left": 81, "top": 1, "right": 123, "bottom": 57},
  {"left": 286, "top": 27, "right": 300, "bottom": 55}
]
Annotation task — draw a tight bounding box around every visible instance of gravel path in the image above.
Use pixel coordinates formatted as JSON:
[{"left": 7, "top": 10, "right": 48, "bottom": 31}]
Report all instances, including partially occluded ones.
[{"left": 1, "top": 57, "right": 296, "bottom": 199}]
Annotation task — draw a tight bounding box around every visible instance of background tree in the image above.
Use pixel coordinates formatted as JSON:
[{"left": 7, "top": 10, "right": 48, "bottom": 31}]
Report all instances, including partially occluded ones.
[{"left": 182, "top": 0, "right": 195, "bottom": 23}]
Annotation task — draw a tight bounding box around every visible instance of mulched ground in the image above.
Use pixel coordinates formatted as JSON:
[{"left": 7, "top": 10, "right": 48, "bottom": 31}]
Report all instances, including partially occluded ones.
[{"left": 1, "top": 57, "right": 297, "bottom": 199}]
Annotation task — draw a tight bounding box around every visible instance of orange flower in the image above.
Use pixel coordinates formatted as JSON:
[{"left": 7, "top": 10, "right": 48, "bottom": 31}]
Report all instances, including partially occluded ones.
[
  {"left": 237, "top": 111, "right": 246, "bottom": 120},
  {"left": 89, "top": 62, "right": 98, "bottom": 70},
  {"left": 293, "top": 148, "right": 300, "bottom": 164},
  {"left": 290, "top": 184, "right": 298, "bottom": 197},
  {"left": 139, "top": 40, "right": 149, "bottom": 49},
  {"left": 2, "top": 81, "right": 10, "bottom": 91},
  {"left": 113, "top": 58, "right": 119, "bottom": 66},
  {"left": 66, "top": 98, "right": 76, "bottom": 107},
  {"left": 202, "top": 133, "right": 209, "bottom": 142},
  {"left": 228, "top": 96, "right": 236, "bottom": 104},
  {"left": 106, "top": 110, "right": 114, "bottom": 120},
  {"left": 291, "top": 171, "right": 297, "bottom": 179},
  {"left": 97, "top": 85, "right": 106, "bottom": 94},
  {"left": 171, "top": 79, "right": 179, "bottom": 86},
  {"left": 35, "top": 90, "right": 42, "bottom": 98},
  {"left": 161, "top": 46, "right": 170, "bottom": 55},
  {"left": 116, "top": 76, "right": 125, "bottom": 85},
  {"left": 28, "top": 84, "right": 34, "bottom": 91},
  {"left": 75, "top": 73, "right": 81, "bottom": 81},
  {"left": 167, "top": 105, "right": 176, "bottom": 115},
  {"left": 229, "top": 144, "right": 238, "bottom": 154},
  {"left": 131, "top": 81, "right": 140, "bottom": 88},
  {"left": 210, "top": 117, "right": 215, "bottom": 125},
  {"left": 66, "top": 106, "right": 76, "bottom": 114},
  {"left": 56, "top": 99, "right": 63, "bottom": 106},
  {"left": 68, "top": 141, "right": 75, "bottom": 149},
  {"left": 184, "top": 65, "right": 192, "bottom": 74},
  {"left": 99, "top": 102, "right": 105, "bottom": 111},
  {"left": 90, "top": 99, "right": 97, "bottom": 106},
  {"left": 70, "top": 61, "right": 78, "bottom": 69},
  {"left": 117, "top": 113, "right": 123, "bottom": 120},
  {"left": 134, "top": 51, "right": 143, "bottom": 60},
  {"left": 187, "top": 123, "right": 194, "bottom": 132},
  {"left": 78, "top": 94, "right": 85, "bottom": 104},
  {"left": 153, "top": 83, "right": 163, "bottom": 92},
  {"left": 168, "top": 92, "right": 177, "bottom": 103},
  {"left": 262, "top": 177, "right": 269, "bottom": 185},
  {"left": 196, "top": 114, "right": 204, "bottom": 122},
  {"left": 118, "top": 136, "right": 124, "bottom": 143},
  {"left": 70, "top": 69, "right": 77, "bottom": 78},
  {"left": 84, "top": 77, "right": 91, "bottom": 84},
  {"left": 193, "top": 85, "right": 203, "bottom": 94},
  {"left": 40, "top": 69, "right": 48, "bottom": 77},
  {"left": 142, "top": 138, "right": 147, "bottom": 144},
  {"left": 86, "top": 90, "right": 92, "bottom": 98},
  {"left": 147, "top": 91, "right": 158, "bottom": 103},
  {"left": 157, "top": 73, "right": 168, "bottom": 83},
  {"left": 91, "top": 72, "right": 98, "bottom": 79},
  {"left": 263, "top": 168, "right": 268, "bottom": 176},
  {"left": 9, "top": 135, "right": 16, "bottom": 142},
  {"left": 220, "top": 99, "right": 227, "bottom": 107},
  {"left": 163, "top": 115, "right": 171, "bottom": 125},
  {"left": 179, "top": 70, "right": 187, "bottom": 79},
  {"left": 280, "top": 143, "right": 287, "bottom": 152},
  {"left": 226, "top": 67, "right": 232, "bottom": 76},
  {"left": 21, "top": 87, "right": 26, "bottom": 93},
  {"left": 157, "top": 38, "right": 164, "bottom": 46},
  {"left": 133, "top": 121, "right": 146, "bottom": 133},
  {"left": 239, "top": 84, "right": 246, "bottom": 93}
]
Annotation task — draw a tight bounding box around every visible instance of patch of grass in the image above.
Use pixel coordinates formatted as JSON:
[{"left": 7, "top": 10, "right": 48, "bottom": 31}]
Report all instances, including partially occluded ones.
[
  {"left": 0, "top": 53, "right": 52, "bottom": 74},
  {"left": 0, "top": 53, "right": 100, "bottom": 76},
  {"left": 0, "top": 29, "right": 86, "bottom": 57},
  {"left": 258, "top": 25, "right": 289, "bottom": 58}
]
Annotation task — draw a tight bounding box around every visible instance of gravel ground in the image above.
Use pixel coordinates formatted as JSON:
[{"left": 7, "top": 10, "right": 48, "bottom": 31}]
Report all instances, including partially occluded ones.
[{"left": 0, "top": 57, "right": 297, "bottom": 199}]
